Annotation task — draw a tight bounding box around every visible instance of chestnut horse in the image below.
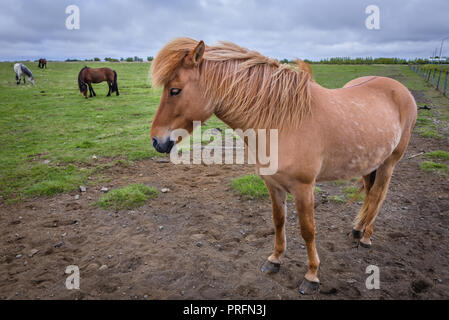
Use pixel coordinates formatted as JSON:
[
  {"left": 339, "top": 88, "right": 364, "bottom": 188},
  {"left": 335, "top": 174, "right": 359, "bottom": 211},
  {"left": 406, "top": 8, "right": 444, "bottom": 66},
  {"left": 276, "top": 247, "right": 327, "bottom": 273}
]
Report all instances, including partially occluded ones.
[
  {"left": 78, "top": 66, "right": 119, "bottom": 98},
  {"left": 149, "top": 38, "right": 417, "bottom": 294}
]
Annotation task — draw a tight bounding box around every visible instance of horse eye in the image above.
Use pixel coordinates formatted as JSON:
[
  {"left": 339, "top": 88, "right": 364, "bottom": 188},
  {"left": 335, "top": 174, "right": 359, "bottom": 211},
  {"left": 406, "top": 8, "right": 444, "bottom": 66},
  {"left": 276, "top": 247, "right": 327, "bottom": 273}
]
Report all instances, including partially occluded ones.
[{"left": 170, "top": 88, "right": 182, "bottom": 96}]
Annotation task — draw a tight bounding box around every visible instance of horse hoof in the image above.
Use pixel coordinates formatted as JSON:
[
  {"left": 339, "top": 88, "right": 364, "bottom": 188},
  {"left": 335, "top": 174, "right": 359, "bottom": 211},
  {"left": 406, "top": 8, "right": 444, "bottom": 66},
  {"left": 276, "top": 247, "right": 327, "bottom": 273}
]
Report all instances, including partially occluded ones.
[
  {"left": 359, "top": 240, "right": 372, "bottom": 249},
  {"left": 352, "top": 229, "right": 363, "bottom": 239},
  {"left": 261, "top": 260, "right": 280, "bottom": 274},
  {"left": 299, "top": 278, "right": 320, "bottom": 295}
]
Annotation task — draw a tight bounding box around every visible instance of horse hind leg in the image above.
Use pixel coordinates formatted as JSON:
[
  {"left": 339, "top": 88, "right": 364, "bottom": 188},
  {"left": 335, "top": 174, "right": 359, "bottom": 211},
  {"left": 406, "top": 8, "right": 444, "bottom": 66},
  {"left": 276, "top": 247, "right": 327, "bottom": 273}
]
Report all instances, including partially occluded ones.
[
  {"left": 351, "top": 171, "right": 376, "bottom": 240},
  {"left": 261, "top": 179, "right": 287, "bottom": 274},
  {"left": 353, "top": 156, "right": 400, "bottom": 248},
  {"left": 107, "top": 81, "right": 112, "bottom": 96}
]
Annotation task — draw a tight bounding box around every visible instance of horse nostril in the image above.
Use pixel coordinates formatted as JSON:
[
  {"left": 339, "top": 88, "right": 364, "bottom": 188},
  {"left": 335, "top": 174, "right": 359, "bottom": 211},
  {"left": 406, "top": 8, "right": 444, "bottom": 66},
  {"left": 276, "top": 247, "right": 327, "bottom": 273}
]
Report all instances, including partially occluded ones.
[{"left": 152, "top": 137, "right": 158, "bottom": 148}]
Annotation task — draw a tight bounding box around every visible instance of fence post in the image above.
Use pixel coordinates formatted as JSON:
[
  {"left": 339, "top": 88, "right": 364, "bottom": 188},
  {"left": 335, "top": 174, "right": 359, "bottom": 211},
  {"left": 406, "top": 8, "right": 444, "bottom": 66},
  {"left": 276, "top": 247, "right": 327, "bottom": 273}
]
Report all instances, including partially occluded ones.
[
  {"left": 444, "top": 71, "right": 448, "bottom": 96},
  {"left": 432, "top": 69, "right": 436, "bottom": 86},
  {"left": 436, "top": 70, "right": 442, "bottom": 90}
]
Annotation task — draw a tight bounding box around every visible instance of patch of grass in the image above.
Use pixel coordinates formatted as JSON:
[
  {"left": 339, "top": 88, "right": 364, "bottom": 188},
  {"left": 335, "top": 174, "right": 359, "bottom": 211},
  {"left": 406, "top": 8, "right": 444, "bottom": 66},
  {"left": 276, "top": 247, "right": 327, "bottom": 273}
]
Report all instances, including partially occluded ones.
[
  {"left": 424, "top": 150, "right": 449, "bottom": 161},
  {"left": 417, "top": 128, "right": 444, "bottom": 139},
  {"left": 232, "top": 174, "right": 325, "bottom": 200},
  {"left": 0, "top": 61, "right": 160, "bottom": 201},
  {"left": 420, "top": 161, "right": 449, "bottom": 173},
  {"left": 96, "top": 183, "right": 158, "bottom": 210},
  {"left": 329, "top": 195, "right": 345, "bottom": 204},
  {"left": 232, "top": 175, "right": 268, "bottom": 199},
  {"left": 342, "top": 185, "right": 365, "bottom": 201}
]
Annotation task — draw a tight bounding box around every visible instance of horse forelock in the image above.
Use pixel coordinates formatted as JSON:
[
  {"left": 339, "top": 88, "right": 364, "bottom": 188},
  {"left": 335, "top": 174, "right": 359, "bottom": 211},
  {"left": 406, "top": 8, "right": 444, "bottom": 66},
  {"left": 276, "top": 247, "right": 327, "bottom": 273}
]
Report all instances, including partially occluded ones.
[{"left": 152, "top": 37, "right": 312, "bottom": 129}]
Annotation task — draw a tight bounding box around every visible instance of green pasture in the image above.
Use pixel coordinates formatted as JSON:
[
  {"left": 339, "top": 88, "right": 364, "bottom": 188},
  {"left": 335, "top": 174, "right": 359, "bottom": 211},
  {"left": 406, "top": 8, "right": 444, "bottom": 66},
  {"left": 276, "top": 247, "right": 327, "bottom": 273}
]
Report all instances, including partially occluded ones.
[{"left": 0, "top": 62, "right": 448, "bottom": 203}]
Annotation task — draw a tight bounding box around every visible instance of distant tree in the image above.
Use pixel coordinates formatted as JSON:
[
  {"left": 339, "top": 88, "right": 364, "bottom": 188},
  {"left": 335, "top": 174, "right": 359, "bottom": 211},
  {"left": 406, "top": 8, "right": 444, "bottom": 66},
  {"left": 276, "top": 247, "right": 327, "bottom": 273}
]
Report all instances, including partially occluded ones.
[
  {"left": 126, "top": 57, "right": 133, "bottom": 62},
  {"left": 147, "top": 56, "right": 154, "bottom": 62},
  {"left": 279, "top": 58, "right": 290, "bottom": 64},
  {"left": 94, "top": 57, "right": 100, "bottom": 61}
]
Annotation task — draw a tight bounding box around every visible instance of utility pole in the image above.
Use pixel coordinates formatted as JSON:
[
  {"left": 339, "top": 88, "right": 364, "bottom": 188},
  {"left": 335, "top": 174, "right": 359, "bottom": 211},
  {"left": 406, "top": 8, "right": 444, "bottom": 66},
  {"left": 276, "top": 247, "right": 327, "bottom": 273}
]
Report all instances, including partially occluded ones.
[{"left": 439, "top": 37, "right": 449, "bottom": 64}]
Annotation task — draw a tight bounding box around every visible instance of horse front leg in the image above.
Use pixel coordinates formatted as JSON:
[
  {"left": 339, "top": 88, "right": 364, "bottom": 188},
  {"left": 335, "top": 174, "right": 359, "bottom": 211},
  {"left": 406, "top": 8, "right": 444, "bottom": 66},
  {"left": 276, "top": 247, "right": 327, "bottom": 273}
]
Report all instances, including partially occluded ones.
[
  {"left": 291, "top": 182, "right": 320, "bottom": 295},
  {"left": 261, "top": 180, "right": 286, "bottom": 274}
]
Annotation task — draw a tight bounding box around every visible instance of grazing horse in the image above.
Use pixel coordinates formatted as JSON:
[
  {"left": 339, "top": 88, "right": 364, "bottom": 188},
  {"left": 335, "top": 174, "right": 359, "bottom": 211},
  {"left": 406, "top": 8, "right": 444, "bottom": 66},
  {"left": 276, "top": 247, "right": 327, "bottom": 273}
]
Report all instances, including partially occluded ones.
[
  {"left": 78, "top": 66, "right": 119, "bottom": 98},
  {"left": 149, "top": 38, "right": 417, "bottom": 294},
  {"left": 14, "top": 63, "right": 35, "bottom": 85},
  {"left": 38, "top": 58, "right": 47, "bottom": 69}
]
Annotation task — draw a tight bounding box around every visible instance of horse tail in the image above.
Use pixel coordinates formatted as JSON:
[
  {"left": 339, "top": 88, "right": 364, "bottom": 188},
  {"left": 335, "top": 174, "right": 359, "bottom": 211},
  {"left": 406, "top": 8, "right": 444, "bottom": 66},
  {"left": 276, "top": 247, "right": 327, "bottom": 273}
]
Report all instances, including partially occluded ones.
[
  {"left": 296, "top": 59, "right": 313, "bottom": 78},
  {"left": 112, "top": 70, "right": 118, "bottom": 92},
  {"left": 78, "top": 66, "right": 87, "bottom": 92}
]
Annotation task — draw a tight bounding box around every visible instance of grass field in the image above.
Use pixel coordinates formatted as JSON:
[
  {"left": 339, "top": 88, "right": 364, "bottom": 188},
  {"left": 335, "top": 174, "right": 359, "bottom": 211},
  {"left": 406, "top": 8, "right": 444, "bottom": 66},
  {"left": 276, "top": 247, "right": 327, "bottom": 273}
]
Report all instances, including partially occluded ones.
[{"left": 1, "top": 62, "right": 448, "bottom": 203}]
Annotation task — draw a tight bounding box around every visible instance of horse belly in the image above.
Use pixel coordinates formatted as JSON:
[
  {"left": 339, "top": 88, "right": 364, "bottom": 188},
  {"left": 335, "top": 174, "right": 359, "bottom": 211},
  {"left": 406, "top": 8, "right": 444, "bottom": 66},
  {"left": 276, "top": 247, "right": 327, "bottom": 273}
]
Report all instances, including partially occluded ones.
[{"left": 317, "top": 116, "right": 402, "bottom": 181}]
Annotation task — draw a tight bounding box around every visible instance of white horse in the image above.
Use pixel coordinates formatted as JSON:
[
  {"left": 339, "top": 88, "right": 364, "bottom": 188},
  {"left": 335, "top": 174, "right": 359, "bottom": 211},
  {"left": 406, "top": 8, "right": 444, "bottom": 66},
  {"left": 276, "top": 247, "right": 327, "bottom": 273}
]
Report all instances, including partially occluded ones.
[{"left": 14, "top": 63, "right": 35, "bottom": 85}]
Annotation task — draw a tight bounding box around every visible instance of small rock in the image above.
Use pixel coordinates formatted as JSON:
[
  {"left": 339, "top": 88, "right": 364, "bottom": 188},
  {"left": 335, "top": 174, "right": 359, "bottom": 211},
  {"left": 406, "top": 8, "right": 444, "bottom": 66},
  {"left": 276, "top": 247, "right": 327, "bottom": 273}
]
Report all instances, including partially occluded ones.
[
  {"left": 79, "top": 186, "right": 87, "bottom": 192},
  {"left": 144, "top": 294, "right": 148, "bottom": 299},
  {"left": 158, "top": 225, "right": 164, "bottom": 231},
  {"left": 29, "top": 249, "right": 39, "bottom": 257},
  {"left": 43, "top": 159, "right": 51, "bottom": 164},
  {"left": 108, "top": 255, "right": 113, "bottom": 259},
  {"left": 100, "top": 187, "right": 109, "bottom": 193},
  {"left": 217, "top": 244, "right": 223, "bottom": 251},
  {"left": 99, "top": 264, "right": 108, "bottom": 271},
  {"left": 62, "top": 232, "right": 67, "bottom": 237},
  {"left": 92, "top": 155, "right": 97, "bottom": 160},
  {"left": 196, "top": 241, "right": 202, "bottom": 247},
  {"left": 16, "top": 254, "right": 22, "bottom": 259},
  {"left": 74, "top": 195, "right": 80, "bottom": 200},
  {"left": 161, "top": 188, "right": 170, "bottom": 193},
  {"left": 347, "top": 279, "right": 357, "bottom": 284},
  {"left": 54, "top": 241, "right": 64, "bottom": 248},
  {"left": 401, "top": 206, "right": 408, "bottom": 210},
  {"left": 300, "top": 245, "right": 305, "bottom": 249}
]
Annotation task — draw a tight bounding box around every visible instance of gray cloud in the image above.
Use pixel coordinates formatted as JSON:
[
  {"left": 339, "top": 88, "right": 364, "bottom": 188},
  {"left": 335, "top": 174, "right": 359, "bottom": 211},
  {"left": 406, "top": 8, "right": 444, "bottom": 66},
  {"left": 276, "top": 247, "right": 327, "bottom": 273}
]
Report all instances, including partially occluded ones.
[{"left": 1, "top": 0, "right": 448, "bottom": 61}]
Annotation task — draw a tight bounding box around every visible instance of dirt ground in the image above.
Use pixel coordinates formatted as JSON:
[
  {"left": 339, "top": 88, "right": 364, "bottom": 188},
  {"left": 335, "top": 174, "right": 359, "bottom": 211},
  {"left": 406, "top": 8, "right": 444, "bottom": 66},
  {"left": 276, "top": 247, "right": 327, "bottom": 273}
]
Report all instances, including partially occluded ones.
[{"left": 1, "top": 128, "right": 448, "bottom": 300}]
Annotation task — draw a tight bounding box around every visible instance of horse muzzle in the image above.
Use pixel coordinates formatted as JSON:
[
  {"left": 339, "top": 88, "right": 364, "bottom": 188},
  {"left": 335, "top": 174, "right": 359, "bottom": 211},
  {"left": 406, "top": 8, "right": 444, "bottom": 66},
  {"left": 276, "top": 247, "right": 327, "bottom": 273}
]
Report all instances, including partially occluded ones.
[{"left": 152, "top": 136, "right": 175, "bottom": 154}]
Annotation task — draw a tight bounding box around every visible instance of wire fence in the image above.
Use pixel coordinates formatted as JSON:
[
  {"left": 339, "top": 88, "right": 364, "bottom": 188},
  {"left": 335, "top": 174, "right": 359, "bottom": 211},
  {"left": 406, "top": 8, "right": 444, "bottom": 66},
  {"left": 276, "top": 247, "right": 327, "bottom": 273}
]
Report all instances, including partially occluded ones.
[{"left": 409, "top": 64, "right": 449, "bottom": 98}]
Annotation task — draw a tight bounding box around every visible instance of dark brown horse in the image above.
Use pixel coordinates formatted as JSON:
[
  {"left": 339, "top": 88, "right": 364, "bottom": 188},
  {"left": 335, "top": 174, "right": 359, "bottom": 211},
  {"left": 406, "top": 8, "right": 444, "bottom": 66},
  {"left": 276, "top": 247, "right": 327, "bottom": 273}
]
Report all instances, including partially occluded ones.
[
  {"left": 78, "top": 66, "right": 119, "bottom": 98},
  {"left": 38, "top": 58, "right": 47, "bottom": 69}
]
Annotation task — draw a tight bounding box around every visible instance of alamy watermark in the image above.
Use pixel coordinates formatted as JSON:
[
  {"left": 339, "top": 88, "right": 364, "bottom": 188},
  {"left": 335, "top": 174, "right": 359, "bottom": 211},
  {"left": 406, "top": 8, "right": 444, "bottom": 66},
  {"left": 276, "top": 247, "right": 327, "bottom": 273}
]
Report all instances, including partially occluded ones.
[
  {"left": 65, "top": 5, "right": 80, "bottom": 30},
  {"left": 365, "top": 5, "right": 380, "bottom": 30},
  {"left": 168, "top": 121, "right": 279, "bottom": 175},
  {"left": 365, "top": 265, "right": 380, "bottom": 289},
  {"left": 65, "top": 265, "right": 80, "bottom": 289}
]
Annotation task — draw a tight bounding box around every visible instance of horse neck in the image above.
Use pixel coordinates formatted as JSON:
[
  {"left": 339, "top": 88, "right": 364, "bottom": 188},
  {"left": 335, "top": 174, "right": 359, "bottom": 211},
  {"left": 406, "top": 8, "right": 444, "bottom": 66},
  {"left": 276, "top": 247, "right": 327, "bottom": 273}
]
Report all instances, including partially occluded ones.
[{"left": 201, "top": 60, "right": 312, "bottom": 131}]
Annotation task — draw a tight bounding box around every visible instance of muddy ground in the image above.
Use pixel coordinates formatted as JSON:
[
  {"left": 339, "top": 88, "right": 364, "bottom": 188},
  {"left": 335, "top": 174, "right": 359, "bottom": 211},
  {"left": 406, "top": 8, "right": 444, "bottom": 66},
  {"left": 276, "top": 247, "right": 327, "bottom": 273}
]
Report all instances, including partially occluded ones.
[{"left": 1, "top": 127, "right": 448, "bottom": 300}]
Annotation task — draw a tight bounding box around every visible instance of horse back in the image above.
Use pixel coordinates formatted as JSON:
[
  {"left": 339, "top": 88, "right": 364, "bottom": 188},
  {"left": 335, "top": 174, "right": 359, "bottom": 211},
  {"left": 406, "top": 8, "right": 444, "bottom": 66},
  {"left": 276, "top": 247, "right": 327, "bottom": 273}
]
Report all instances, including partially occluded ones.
[{"left": 84, "top": 67, "right": 114, "bottom": 83}]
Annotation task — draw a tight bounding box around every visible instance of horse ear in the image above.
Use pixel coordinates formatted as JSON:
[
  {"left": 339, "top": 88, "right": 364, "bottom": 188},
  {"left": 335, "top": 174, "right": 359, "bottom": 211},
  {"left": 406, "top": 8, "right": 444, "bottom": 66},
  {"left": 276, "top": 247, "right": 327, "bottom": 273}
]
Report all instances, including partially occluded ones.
[{"left": 187, "top": 40, "right": 205, "bottom": 66}]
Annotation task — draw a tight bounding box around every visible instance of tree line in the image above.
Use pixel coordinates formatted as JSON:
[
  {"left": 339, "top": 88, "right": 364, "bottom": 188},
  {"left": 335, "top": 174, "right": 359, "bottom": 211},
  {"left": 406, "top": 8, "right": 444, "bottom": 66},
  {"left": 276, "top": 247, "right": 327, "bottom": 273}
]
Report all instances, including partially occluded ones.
[
  {"left": 65, "top": 56, "right": 154, "bottom": 62},
  {"left": 279, "top": 57, "right": 433, "bottom": 65}
]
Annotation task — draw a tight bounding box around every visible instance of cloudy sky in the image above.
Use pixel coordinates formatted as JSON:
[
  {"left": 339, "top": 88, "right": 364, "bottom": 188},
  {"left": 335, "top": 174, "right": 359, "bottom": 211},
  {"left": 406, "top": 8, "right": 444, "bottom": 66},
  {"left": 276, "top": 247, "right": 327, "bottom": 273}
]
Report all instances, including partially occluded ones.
[{"left": 1, "top": 0, "right": 448, "bottom": 61}]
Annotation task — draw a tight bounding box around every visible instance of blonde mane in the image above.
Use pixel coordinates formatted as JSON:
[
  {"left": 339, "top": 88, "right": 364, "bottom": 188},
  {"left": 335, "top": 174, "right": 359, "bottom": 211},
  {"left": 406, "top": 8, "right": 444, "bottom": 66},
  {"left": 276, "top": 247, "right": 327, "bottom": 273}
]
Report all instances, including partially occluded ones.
[{"left": 152, "top": 37, "right": 312, "bottom": 129}]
